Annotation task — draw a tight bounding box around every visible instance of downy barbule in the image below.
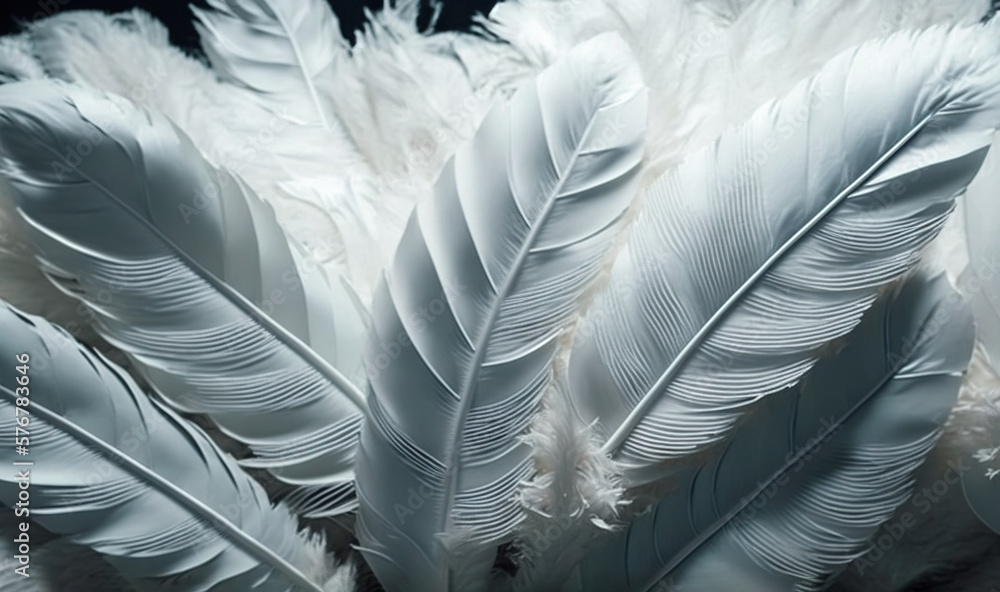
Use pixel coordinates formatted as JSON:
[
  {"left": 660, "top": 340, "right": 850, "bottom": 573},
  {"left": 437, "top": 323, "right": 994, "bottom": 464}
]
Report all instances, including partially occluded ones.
[{"left": 0, "top": 1, "right": 998, "bottom": 591}]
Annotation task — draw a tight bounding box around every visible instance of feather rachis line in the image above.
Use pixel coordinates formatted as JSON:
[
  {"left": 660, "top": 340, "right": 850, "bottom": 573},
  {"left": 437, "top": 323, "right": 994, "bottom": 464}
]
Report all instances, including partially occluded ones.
[
  {"left": 640, "top": 288, "right": 952, "bottom": 592},
  {"left": 0, "top": 384, "right": 324, "bottom": 592},
  {"left": 20, "top": 110, "right": 367, "bottom": 410},
  {"left": 438, "top": 102, "right": 606, "bottom": 561},
  {"left": 262, "top": 0, "right": 331, "bottom": 129},
  {"left": 601, "top": 109, "right": 938, "bottom": 458}
]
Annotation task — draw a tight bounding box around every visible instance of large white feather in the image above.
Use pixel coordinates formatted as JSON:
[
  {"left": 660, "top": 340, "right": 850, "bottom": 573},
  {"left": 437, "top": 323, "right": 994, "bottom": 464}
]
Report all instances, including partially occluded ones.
[
  {"left": 191, "top": 0, "right": 348, "bottom": 130},
  {"left": 0, "top": 80, "right": 368, "bottom": 517},
  {"left": 0, "top": 303, "right": 334, "bottom": 591},
  {"left": 567, "top": 24, "right": 1000, "bottom": 486},
  {"left": 566, "top": 271, "right": 974, "bottom": 592},
  {"left": 17, "top": 9, "right": 376, "bottom": 299},
  {"left": 353, "top": 33, "right": 647, "bottom": 592}
]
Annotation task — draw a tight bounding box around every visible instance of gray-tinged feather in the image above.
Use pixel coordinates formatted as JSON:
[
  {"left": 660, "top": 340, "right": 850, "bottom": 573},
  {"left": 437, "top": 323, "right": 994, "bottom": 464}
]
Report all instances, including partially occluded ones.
[
  {"left": 568, "top": 24, "right": 1000, "bottom": 485},
  {"left": 0, "top": 80, "right": 367, "bottom": 517},
  {"left": 568, "top": 270, "right": 974, "bottom": 592},
  {"left": 0, "top": 302, "right": 326, "bottom": 592},
  {"left": 354, "top": 32, "right": 647, "bottom": 592}
]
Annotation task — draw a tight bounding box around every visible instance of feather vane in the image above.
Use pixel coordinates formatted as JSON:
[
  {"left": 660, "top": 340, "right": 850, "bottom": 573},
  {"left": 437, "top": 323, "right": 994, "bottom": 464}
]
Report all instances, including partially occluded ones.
[
  {"left": 354, "top": 32, "right": 647, "bottom": 592},
  {"left": 568, "top": 25, "right": 1000, "bottom": 485},
  {"left": 0, "top": 80, "right": 368, "bottom": 517},
  {"left": 0, "top": 303, "right": 329, "bottom": 592},
  {"left": 568, "top": 271, "right": 974, "bottom": 592}
]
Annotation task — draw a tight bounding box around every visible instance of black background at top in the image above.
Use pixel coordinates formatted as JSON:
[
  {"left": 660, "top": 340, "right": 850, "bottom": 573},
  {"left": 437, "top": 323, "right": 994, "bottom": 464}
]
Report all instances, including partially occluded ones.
[{"left": 0, "top": 0, "right": 500, "bottom": 51}]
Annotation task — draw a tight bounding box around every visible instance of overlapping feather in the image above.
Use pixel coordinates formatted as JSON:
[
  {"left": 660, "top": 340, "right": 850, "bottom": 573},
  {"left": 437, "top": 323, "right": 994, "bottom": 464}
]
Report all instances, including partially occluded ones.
[
  {"left": 0, "top": 302, "right": 336, "bottom": 592},
  {"left": 192, "top": 0, "right": 347, "bottom": 130},
  {"left": 353, "top": 33, "right": 647, "bottom": 592},
  {"left": 567, "top": 24, "right": 1000, "bottom": 486},
  {"left": 566, "top": 271, "right": 973, "bottom": 592},
  {"left": 0, "top": 81, "right": 368, "bottom": 517}
]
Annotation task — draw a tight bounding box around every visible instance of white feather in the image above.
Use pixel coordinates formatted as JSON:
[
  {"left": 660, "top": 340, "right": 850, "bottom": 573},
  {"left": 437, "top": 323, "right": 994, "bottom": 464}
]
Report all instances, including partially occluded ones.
[
  {"left": 567, "top": 23, "right": 1000, "bottom": 486},
  {"left": 508, "top": 379, "right": 624, "bottom": 592},
  {"left": 832, "top": 345, "right": 1000, "bottom": 591},
  {"left": 0, "top": 303, "right": 335, "bottom": 591},
  {"left": 0, "top": 34, "right": 43, "bottom": 83},
  {"left": 567, "top": 270, "right": 974, "bottom": 592},
  {"left": 354, "top": 33, "right": 647, "bottom": 592},
  {"left": 0, "top": 80, "right": 368, "bottom": 517},
  {"left": 192, "top": 0, "right": 350, "bottom": 130}
]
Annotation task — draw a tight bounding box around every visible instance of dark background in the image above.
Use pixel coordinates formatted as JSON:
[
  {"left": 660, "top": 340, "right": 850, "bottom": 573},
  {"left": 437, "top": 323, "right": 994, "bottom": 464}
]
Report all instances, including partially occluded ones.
[{"left": 0, "top": 0, "right": 500, "bottom": 50}]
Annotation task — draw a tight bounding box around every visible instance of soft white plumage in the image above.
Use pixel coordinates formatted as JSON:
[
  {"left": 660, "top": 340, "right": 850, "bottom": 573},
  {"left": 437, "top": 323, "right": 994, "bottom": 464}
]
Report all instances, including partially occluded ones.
[{"left": 0, "top": 1, "right": 999, "bottom": 591}]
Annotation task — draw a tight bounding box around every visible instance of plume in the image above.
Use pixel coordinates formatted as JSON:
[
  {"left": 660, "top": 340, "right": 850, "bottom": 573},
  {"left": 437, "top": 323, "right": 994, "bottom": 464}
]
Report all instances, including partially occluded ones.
[
  {"left": 192, "top": 0, "right": 348, "bottom": 130},
  {"left": 0, "top": 302, "right": 340, "bottom": 591},
  {"left": 20, "top": 9, "right": 374, "bottom": 300},
  {"left": 353, "top": 33, "right": 647, "bottom": 592},
  {"left": 566, "top": 270, "right": 974, "bottom": 592},
  {"left": 567, "top": 24, "right": 1000, "bottom": 486},
  {"left": 0, "top": 34, "right": 43, "bottom": 84},
  {"left": 0, "top": 80, "right": 368, "bottom": 517},
  {"left": 508, "top": 379, "right": 624, "bottom": 592},
  {"left": 475, "top": 0, "right": 990, "bottom": 179}
]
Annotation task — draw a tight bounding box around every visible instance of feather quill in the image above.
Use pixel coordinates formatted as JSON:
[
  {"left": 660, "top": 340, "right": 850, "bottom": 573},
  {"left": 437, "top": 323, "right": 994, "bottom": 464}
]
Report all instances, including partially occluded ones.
[
  {"left": 0, "top": 302, "right": 334, "bottom": 591},
  {"left": 0, "top": 80, "right": 368, "bottom": 517},
  {"left": 567, "top": 24, "right": 1000, "bottom": 486},
  {"left": 353, "top": 33, "right": 647, "bottom": 592},
  {"left": 566, "top": 270, "right": 974, "bottom": 592}
]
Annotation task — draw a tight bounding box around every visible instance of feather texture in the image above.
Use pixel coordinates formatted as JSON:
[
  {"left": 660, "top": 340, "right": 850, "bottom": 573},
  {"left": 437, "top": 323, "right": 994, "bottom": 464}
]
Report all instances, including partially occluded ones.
[
  {"left": 960, "top": 128, "right": 1000, "bottom": 539},
  {"left": 567, "top": 24, "right": 1000, "bottom": 486},
  {"left": 0, "top": 34, "right": 43, "bottom": 84},
  {"left": 566, "top": 270, "right": 974, "bottom": 592},
  {"left": 354, "top": 33, "right": 647, "bottom": 592},
  {"left": 476, "top": 0, "right": 990, "bottom": 180},
  {"left": 0, "top": 302, "right": 332, "bottom": 591},
  {"left": 962, "top": 409, "right": 1000, "bottom": 537},
  {"left": 20, "top": 9, "right": 374, "bottom": 301},
  {"left": 191, "top": 0, "right": 347, "bottom": 130},
  {"left": 0, "top": 80, "right": 368, "bottom": 517},
  {"left": 963, "top": 132, "right": 1000, "bottom": 376}
]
